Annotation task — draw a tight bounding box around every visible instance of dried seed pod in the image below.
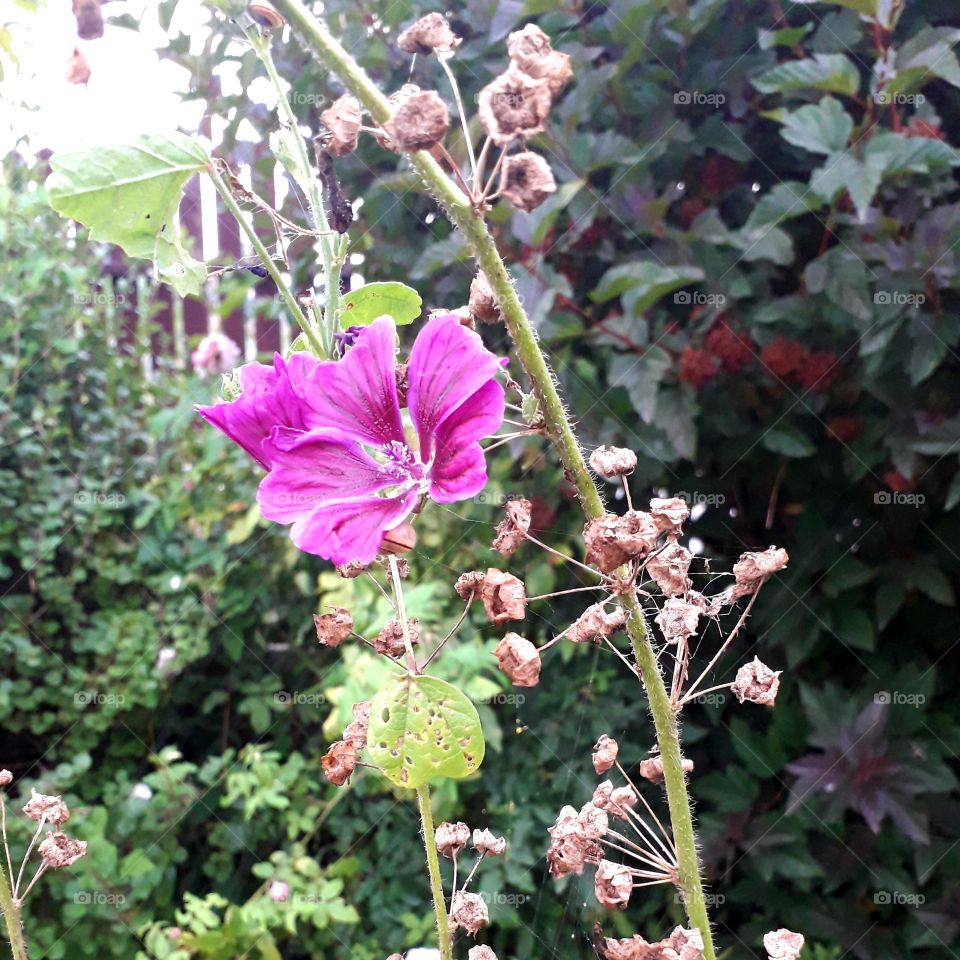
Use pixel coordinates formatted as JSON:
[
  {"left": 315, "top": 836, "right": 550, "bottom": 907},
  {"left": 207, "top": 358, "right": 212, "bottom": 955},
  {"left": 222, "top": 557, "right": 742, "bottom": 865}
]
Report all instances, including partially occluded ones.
[
  {"left": 492, "top": 497, "right": 532, "bottom": 556},
  {"left": 313, "top": 607, "right": 353, "bottom": 647},
  {"left": 649, "top": 496, "right": 689, "bottom": 540},
  {"left": 321, "top": 740, "right": 358, "bottom": 786},
  {"left": 375, "top": 84, "right": 421, "bottom": 150},
  {"left": 595, "top": 859, "right": 633, "bottom": 908},
  {"left": 507, "top": 24, "right": 573, "bottom": 94},
  {"left": 374, "top": 617, "right": 419, "bottom": 658},
  {"left": 468, "top": 947, "right": 499, "bottom": 960},
  {"left": 455, "top": 570, "right": 487, "bottom": 601},
  {"left": 731, "top": 657, "right": 781, "bottom": 706},
  {"left": 570, "top": 604, "right": 626, "bottom": 644},
  {"left": 320, "top": 95, "right": 362, "bottom": 157},
  {"left": 435, "top": 820, "right": 471, "bottom": 857},
  {"left": 583, "top": 511, "right": 659, "bottom": 573},
  {"left": 469, "top": 272, "right": 502, "bottom": 324},
  {"left": 592, "top": 734, "right": 619, "bottom": 774},
  {"left": 638, "top": 755, "right": 694, "bottom": 783},
  {"left": 654, "top": 598, "right": 701, "bottom": 644},
  {"left": 336, "top": 560, "right": 368, "bottom": 579},
  {"left": 384, "top": 90, "right": 449, "bottom": 152},
  {"left": 645, "top": 542, "right": 693, "bottom": 598},
  {"left": 477, "top": 68, "right": 553, "bottom": 146},
  {"left": 589, "top": 445, "right": 637, "bottom": 479},
  {"left": 38, "top": 832, "right": 87, "bottom": 869},
  {"left": 604, "top": 926, "right": 704, "bottom": 960},
  {"left": 397, "top": 12, "right": 461, "bottom": 55},
  {"left": 472, "top": 827, "right": 507, "bottom": 856},
  {"left": 608, "top": 785, "right": 639, "bottom": 819},
  {"left": 493, "top": 632, "right": 540, "bottom": 687},
  {"left": 22, "top": 790, "right": 70, "bottom": 826},
  {"left": 764, "top": 928, "right": 805, "bottom": 960},
  {"left": 500, "top": 151, "right": 557, "bottom": 212},
  {"left": 428, "top": 305, "right": 474, "bottom": 329},
  {"left": 480, "top": 569, "right": 527, "bottom": 622},
  {"left": 731, "top": 546, "right": 789, "bottom": 599},
  {"left": 547, "top": 805, "right": 602, "bottom": 878},
  {"left": 342, "top": 701, "right": 371, "bottom": 751},
  {"left": 450, "top": 891, "right": 489, "bottom": 935}
]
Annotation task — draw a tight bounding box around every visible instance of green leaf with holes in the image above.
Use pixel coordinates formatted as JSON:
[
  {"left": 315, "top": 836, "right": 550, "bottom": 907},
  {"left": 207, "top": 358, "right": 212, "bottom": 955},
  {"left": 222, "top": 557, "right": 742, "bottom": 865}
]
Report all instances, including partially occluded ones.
[
  {"left": 367, "top": 675, "right": 485, "bottom": 788},
  {"left": 340, "top": 282, "right": 423, "bottom": 327}
]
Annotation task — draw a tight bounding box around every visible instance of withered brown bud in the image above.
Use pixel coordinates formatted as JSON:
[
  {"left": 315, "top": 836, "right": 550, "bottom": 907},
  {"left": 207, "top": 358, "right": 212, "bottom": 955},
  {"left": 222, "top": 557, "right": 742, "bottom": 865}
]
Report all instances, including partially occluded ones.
[
  {"left": 468, "top": 947, "right": 499, "bottom": 960},
  {"left": 500, "top": 151, "right": 557, "bottom": 212},
  {"left": 450, "top": 891, "right": 489, "bottom": 935},
  {"left": 547, "top": 805, "right": 601, "bottom": 878},
  {"left": 732, "top": 657, "right": 781, "bottom": 706},
  {"left": 314, "top": 607, "right": 353, "bottom": 648},
  {"left": 595, "top": 859, "right": 633, "bottom": 908},
  {"left": 472, "top": 827, "right": 507, "bottom": 856},
  {"left": 249, "top": 3, "right": 285, "bottom": 28},
  {"left": 374, "top": 617, "right": 420, "bottom": 658},
  {"left": 577, "top": 801, "right": 609, "bottom": 839},
  {"left": 507, "top": 23, "right": 573, "bottom": 95},
  {"left": 609, "top": 785, "right": 639, "bottom": 819},
  {"left": 342, "top": 701, "right": 371, "bottom": 751},
  {"left": 731, "top": 547, "right": 789, "bottom": 599},
  {"left": 569, "top": 603, "right": 626, "bottom": 644},
  {"left": 375, "top": 85, "right": 420, "bottom": 150},
  {"left": 336, "top": 560, "right": 368, "bottom": 579},
  {"left": 604, "top": 927, "right": 704, "bottom": 960},
  {"left": 481, "top": 569, "right": 527, "bottom": 623},
  {"left": 477, "top": 68, "right": 553, "bottom": 147},
  {"left": 66, "top": 48, "right": 91, "bottom": 86},
  {"left": 592, "top": 734, "right": 619, "bottom": 774},
  {"left": 384, "top": 90, "right": 449, "bottom": 153},
  {"left": 589, "top": 445, "right": 637, "bottom": 479},
  {"left": 322, "top": 740, "right": 358, "bottom": 786},
  {"left": 649, "top": 497, "right": 689, "bottom": 540},
  {"left": 38, "top": 831, "right": 87, "bottom": 869},
  {"left": 397, "top": 12, "right": 461, "bottom": 55},
  {"left": 72, "top": 0, "right": 103, "bottom": 40},
  {"left": 645, "top": 542, "right": 693, "bottom": 598},
  {"left": 0, "top": 770, "right": 11, "bottom": 787},
  {"left": 435, "top": 820, "right": 471, "bottom": 858},
  {"left": 455, "top": 570, "right": 487, "bottom": 601},
  {"left": 764, "top": 928, "right": 805, "bottom": 960},
  {"left": 381, "top": 520, "right": 417, "bottom": 555},
  {"left": 492, "top": 497, "right": 532, "bottom": 556},
  {"left": 583, "top": 511, "right": 659, "bottom": 573},
  {"left": 320, "top": 95, "right": 362, "bottom": 157},
  {"left": 654, "top": 598, "right": 701, "bottom": 644},
  {"left": 638, "top": 755, "right": 694, "bottom": 783},
  {"left": 469, "top": 272, "right": 501, "bottom": 324},
  {"left": 23, "top": 790, "right": 70, "bottom": 826},
  {"left": 493, "top": 632, "right": 540, "bottom": 687}
]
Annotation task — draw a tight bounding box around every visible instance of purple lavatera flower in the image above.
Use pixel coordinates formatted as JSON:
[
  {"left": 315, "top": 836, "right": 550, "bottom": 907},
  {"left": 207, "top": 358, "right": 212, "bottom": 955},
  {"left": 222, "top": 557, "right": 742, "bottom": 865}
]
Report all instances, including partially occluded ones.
[{"left": 197, "top": 314, "right": 505, "bottom": 565}]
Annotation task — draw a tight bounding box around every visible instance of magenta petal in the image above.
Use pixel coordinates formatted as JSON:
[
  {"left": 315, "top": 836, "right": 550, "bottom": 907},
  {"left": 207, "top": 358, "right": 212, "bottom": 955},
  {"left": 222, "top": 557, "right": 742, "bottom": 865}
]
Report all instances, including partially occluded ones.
[
  {"left": 293, "top": 317, "right": 405, "bottom": 446},
  {"left": 430, "top": 379, "right": 505, "bottom": 503},
  {"left": 407, "top": 314, "right": 503, "bottom": 461},
  {"left": 289, "top": 490, "right": 419, "bottom": 565},
  {"left": 197, "top": 354, "right": 313, "bottom": 469},
  {"left": 257, "top": 428, "right": 391, "bottom": 523}
]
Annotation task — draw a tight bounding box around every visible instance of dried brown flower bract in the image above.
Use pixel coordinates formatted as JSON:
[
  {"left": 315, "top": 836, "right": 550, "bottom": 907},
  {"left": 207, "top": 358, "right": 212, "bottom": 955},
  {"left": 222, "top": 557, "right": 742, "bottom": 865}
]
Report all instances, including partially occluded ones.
[
  {"left": 319, "top": 94, "right": 362, "bottom": 157},
  {"left": 493, "top": 632, "right": 541, "bottom": 686},
  {"left": 455, "top": 570, "right": 487, "bottom": 601},
  {"left": 649, "top": 497, "right": 689, "bottom": 540},
  {"left": 468, "top": 947, "right": 499, "bottom": 960},
  {"left": 473, "top": 827, "right": 507, "bottom": 856},
  {"left": 450, "top": 891, "right": 489, "bottom": 935},
  {"left": 655, "top": 598, "right": 701, "bottom": 644},
  {"left": 469, "top": 272, "right": 502, "bottom": 324},
  {"left": 590, "top": 445, "right": 638, "bottom": 479},
  {"left": 592, "top": 734, "right": 619, "bottom": 774},
  {"left": 638, "top": 755, "right": 694, "bottom": 783},
  {"left": 481, "top": 569, "right": 527, "bottom": 622},
  {"left": 336, "top": 559, "right": 368, "bottom": 579},
  {"left": 374, "top": 617, "right": 420, "bottom": 658},
  {"left": 384, "top": 90, "right": 450, "bottom": 153},
  {"left": 732, "top": 657, "right": 781, "bottom": 706},
  {"left": 595, "top": 859, "right": 633, "bottom": 908},
  {"left": 23, "top": 790, "right": 70, "bottom": 826},
  {"left": 570, "top": 603, "right": 626, "bottom": 644},
  {"left": 593, "top": 782, "right": 639, "bottom": 818},
  {"left": 397, "top": 12, "right": 461, "bottom": 55},
  {"left": 604, "top": 926, "right": 704, "bottom": 960},
  {"left": 492, "top": 498, "right": 532, "bottom": 556},
  {"left": 731, "top": 546, "right": 789, "bottom": 599},
  {"left": 507, "top": 23, "right": 573, "bottom": 95},
  {"left": 38, "top": 831, "right": 87, "bottom": 869},
  {"left": 376, "top": 84, "right": 421, "bottom": 150},
  {"left": 435, "top": 820, "right": 471, "bottom": 857},
  {"left": 314, "top": 607, "right": 353, "bottom": 647},
  {"left": 342, "top": 701, "right": 371, "bottom": 751},
  {"left": 646, "top": 542, "right": 693, "bottom": 598},
  {"left": 584, "top": 511, "right": 659, "bottom": 573},
  {"left": 546, "top": 805, "right": 604, "bottom": 877},
  {"left": 478, "top": 69, "right": 553, "bottom": 147},
  {"left": 322, "top": 740, "right": 358, "bottom": 786},
  {"left": 500, "top": 151, "right": 557, "bottom": 212},
  {"left": 763, "top": 928, "right": 805, "bottom": 960}
]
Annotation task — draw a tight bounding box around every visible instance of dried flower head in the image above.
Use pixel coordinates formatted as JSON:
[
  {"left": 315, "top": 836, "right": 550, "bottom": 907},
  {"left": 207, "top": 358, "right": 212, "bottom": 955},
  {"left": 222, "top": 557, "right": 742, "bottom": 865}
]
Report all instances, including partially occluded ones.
[
  {"left": 649, "top": 497, "right": 689, "bottom": 540},
  {"left": 731, "top": 546, "right": 789, "bottom": 599},
  {"left": 38, "top": 831, "right": 87, "bottom": 869},
  {"left": 638, "top": 755, "right": 694, "bottom": 782},
  {"left": 473, "top": 827, "right": 507, "bottom": 856},
  {"left": 314, "top": 607, "right": 353, "bottom": 647},
  {"left": 375, "top": 85, "right": 421, "bottom": 150},
  {"left": 590, "top": 445, "right": 638, "bottom": 479},
  {"left": 577, "top": 801, "right": 609, "bottom": 839},
  {"left": 384, "top": 90, "right": 449, "bottom": 152},
  {"left": 0, "top": 770, "right": 11, "bottom": 787},
  {"left": 322, "top": 740, "right": 358, "bottom": 786},
  {"left": 584, "top": 511, "right": 659, "bottom": 573},
  {"left": 320, "top": 95, "right": 362, "bottom": 157},
  {"left": 732, "top": 657, "right": 781, "bottom": 706},
  {"left": 546, "top": 805, "right": 603, "bottom": 877},
  {"left": 604, "top": 926, "right": 704, "bottom": 960},
  {"left": 336, "top": 560, "right": 368, "bottom": 579},
  {"left": 655, "top": 598, "right": 701, "bottom": 644},
  {"left": 570, "top": 603, "right": 626, "bottom": 644},
  {"left": 492, "top": 498, "right": 532, "bottom": 556},
  {"left": 469, "top": 272, "right": 502, "bottom": 324},
  {"left": 507, "top": 23, "right": 573, "bottom": 95},
  {"left": 481, "top": 569, "right": 527, "bottom": 622},
  {"left": 595, "top": 859, "right": 633, "bottom": 908},
  {"left": 397, "top": 12, "right": 461, "bottom": 55},
  {"left": 609, "top": 785, "right": 639, "bottom": 818},
  {"left": 500, "top": 151, "right": 557, "bottom": 213},
  {"left": 23, "top": 790, "right": 70, "bottom": 826},
  {"left": 374, "top": 617, "right": 420, "bottom": 658},
  {"left": 435, "top": 820, "right": 471, "bottom": 858},
  {"left": 493, "top": 632, "right": 541, "bottom": 687},
  {"left": 455, "top": 570, "right": 487, "bottom": 601},
  {"left": 342, "top": 701, "right": 371, "bottom": 751},
  {"left": 450, "top": 891, "right": 489, "bottom": 935},
  {"left": 763, "top": 928, "right": 805, "bottom": 960},
  {"left": 645, "top": 542, "right": 693, "bottom": 598},
  {"left": 478, "top": 68, "right": 553, "bottom": 147},
  {"left": 592, "top": 734, "right": 619, "bottom": 774},
  {"left": 468, "top": 947, "right": 498, "bottom": 960}
]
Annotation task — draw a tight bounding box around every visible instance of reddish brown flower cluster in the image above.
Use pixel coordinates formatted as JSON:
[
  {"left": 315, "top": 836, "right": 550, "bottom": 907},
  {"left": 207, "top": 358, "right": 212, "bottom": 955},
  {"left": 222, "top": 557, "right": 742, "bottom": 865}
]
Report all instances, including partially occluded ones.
[
  {"left": 678, "top": 345, "right": 720, "bottom": 390},
  {"left": 760, "top": 337, "right": 839, "bottom": 391},
  {"left": 704, "top": 319, "right": 754, "bottom": 373},
  {"left": 322, "top": 701, "right": 371, "bottom": 786}
]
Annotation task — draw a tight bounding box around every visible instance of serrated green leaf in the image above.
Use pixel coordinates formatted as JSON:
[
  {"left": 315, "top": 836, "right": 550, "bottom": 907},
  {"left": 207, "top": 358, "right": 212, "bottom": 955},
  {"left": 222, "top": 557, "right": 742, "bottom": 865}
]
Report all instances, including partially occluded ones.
[
  {"left": 864, "top": 131, "right": 959, "bottom": 176},
  {"left": 889, "top": 26, "right": 960, "bottom": 94},
  {"left": 758, "top": 23, "right": 814, "bottom": 49},
  {"left": 46, "top": 133, "right": 209, "bottom": 296},
  {"left": 745, "top": 181, "right": 821, "bottom": 230},
  {"left": 753, "top": 54, "right": 861, "bottom": 97},
  {"left": 592, "top": 261, "right": 704, "bottom": 308},
  {"left": 810, "top": 151, "right": 882, "bottom": 221},
  {"left": 608, "top": 347, "right": 671, "bottom": 424},
  {"left": 340, "top": 281, "right": 423, "bottom": 327},
  {"left": 778, "top": 97, "right": 853, "bottom": 155},
  {"left": 762, "top": 425, "right": 815, "bottom": 457},
  {"left": 367, "top": 675, "right": 485, "bottom": 788}
]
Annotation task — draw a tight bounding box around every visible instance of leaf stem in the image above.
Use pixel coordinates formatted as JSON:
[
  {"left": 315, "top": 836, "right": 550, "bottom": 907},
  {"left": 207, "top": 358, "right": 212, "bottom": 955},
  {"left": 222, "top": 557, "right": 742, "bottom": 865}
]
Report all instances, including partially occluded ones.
[{"left": 416, "top": 785, "right": 453, "bottom": 960}]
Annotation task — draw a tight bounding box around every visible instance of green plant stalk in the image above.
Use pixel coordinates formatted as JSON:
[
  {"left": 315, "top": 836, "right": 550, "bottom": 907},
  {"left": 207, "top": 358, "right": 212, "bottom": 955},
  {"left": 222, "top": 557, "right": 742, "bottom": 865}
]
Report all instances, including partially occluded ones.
[
  {"left": 248, "top": 28, "right": 340, "bottom": 356},
  {"left": 206, "top": 162, "right": 323, "bottom": 356},
  {"left": 0, "top": 865, "right": 28, "bottom": 960},
  {"left": 272, "top": 2, "right": 715, "bottom": 954},
  {"left": 416, "top": 784, "right": 452, "bottom": 960}
]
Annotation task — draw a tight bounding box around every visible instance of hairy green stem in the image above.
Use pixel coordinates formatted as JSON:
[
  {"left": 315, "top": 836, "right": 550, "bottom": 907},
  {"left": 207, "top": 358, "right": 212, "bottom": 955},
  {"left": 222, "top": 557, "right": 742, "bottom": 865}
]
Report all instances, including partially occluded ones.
[
  {"left": 272, "top": 2, "right": 715, "bottom": 954},
  {"left": 206, "top": 163, "right": 322, "bottom": 356},
  {"left": 416, "top": 785, "right": 452, "bottom": 960},
  {"left": 0, "top": 864, "right": 28, "bottom": 960}
]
